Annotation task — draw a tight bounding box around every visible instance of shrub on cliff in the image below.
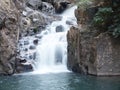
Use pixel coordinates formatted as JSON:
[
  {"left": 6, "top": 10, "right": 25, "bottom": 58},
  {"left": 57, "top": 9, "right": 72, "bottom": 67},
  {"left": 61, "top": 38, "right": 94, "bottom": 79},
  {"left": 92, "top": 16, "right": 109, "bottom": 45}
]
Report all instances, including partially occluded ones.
[
  {"left": 93, "top": 7, "right": 113, "bottom": 30},
  {"left": 93, "top": 0, "right": 120, "bottom": 38}
]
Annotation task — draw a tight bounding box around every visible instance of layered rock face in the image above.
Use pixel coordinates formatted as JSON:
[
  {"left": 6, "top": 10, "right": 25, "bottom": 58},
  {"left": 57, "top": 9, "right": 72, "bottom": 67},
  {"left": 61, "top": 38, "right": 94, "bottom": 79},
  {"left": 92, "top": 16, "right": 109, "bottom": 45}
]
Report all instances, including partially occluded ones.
[
  {"left": 67, "top": 27, "right": 120, "bottom": 76},
  {"left": 19, "top": 0, "right": 74, "bottom": 37},
  {"left": 0, "top": 0, "right": 20, "bottom": 75},
  {"left": 67, "top": 1, "right": 120, "bottom": 76}
]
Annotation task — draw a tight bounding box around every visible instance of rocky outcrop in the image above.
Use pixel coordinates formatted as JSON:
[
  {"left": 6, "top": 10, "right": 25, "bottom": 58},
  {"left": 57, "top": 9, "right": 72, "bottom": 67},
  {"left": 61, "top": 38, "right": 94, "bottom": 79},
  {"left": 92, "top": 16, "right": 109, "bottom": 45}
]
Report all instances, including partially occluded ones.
[
  {"left": 20, "top": 0, "right": 69, "bottom": 37},
  {"left": 53, "top": 0, "right": 71, "bottom": 13},
  {"left": 67, "top": 27, "right": 81, "bottom": 73},
  {"left": 0, "top": 0, "right": 20, "bottom": 75},
  {"left": 67, "top": 26, "right": 120, "bottom": 76},
  {"left": 26, "top": 0, "right": 42, "bottom": 9},
  {"left": 56, "top": 25, "right": 64, "bottom": 32},
  {"left": 15, "top": 58, "right": 33, "bottom": 73},
  {"left": 67, "top": 1, "right": 120, "bottom": 76},
  {"left": 41, "top": 0, "right": 76, "bottom": 13}
]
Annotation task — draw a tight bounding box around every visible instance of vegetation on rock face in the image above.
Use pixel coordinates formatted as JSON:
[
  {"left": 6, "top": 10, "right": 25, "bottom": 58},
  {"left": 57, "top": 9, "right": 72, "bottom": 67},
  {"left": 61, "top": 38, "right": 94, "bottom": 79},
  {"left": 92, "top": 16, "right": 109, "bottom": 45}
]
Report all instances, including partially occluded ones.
[
  {"left": 68, "top": 0, "right": 120, "bottom": 76},
  {"left": 93, "top": 7, "right": 113, "bottom": 29},
  {"left": 77, "top": 0, "right": 120, "bottom": 38},
  {"left": 93, "top": 0, "right": 120, "bottom": 38}
]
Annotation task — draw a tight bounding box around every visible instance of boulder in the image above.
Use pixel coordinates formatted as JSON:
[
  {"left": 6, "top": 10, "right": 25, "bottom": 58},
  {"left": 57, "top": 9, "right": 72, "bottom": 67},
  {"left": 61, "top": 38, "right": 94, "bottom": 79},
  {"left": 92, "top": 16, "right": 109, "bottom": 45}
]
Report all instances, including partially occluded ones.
[
  {"left": 41, "top": 2, "right": 55, "bottom": 14},
  {"left": 66, "top": 20, "right": 73, "bottom": 25},
  {"left": 33, "top": 39, "right": 39, "bottom": 45},
  {"left": 26, "top": 0, "right": 42, "bottom": 9},
  {"left": 28, "top": 11, "right": 47, "bottom": 28},
  {"left": 20, "top": 10, "right": 47, "bottom": 36},
  {"left": 53, "top": 0, "right": 71, "bottom": 13},
  {"left": 56, "top": 25, "right": 64, "bottom": 32},
  {"left": 16, "top": 58, "right": 33, "bottom": 73},
  {"left": 29, "top": 45, "right": 36, "bottom": 50},
  {"left": 24, "top": 41, "right": 29, "bottom": 45},
  {"left": 20, "top": 17, "right": 31, "bottom": 31},
  {"left": 18, "top": 64, "right": 33, "bottom": 73}
]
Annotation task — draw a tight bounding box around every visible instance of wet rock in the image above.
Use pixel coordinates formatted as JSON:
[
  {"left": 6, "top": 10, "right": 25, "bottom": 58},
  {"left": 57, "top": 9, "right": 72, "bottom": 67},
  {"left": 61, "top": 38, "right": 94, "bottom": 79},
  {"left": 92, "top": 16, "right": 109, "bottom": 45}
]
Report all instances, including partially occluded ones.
[
  {"left": 29, "top": 45, "right": 36, "bottom": 50},
  {"left": 29, "top": 53, "right": 36, "bottom": 60},
  {"left": 16, "top": 64, "right": 33, "bottom": 73},
  {"left": 33, "top": 39, "right": 39, "bottom": 45},
  {"left": 19, "top": 43, "right": 23, "bottom": 46},
  {"left": 56, "top": 25, "right": 64, "bottom": 32},
  {"left": 28, "top": 29, "right": 36, "bottom": 36},
  {"left": 24, "top": 48, "right": 28, "bottom": 51},
  {"left": 41, "top": 0, "right": 76, "bottom": 14},
  {"left": 19, "top": 59, "right": 27, "bottom": 63},
  {"left": 54, "top": 0, "right": 70, "bottom": 13},
  {"left": 29, "top": 55, "right": 33, "bottom": 59},
  {"left": 26, "top": 0, "right": 42, "bottom": 10},
  {"left": 24, "top": 41, "right": 29, "bottom": 45},
  {"left": 66, "top": 21, "right": 73, "bottom": 25},
  {"left": 16, "top": 58, "right": 33, "bottom": 73},
  {"left": 41, "top": 2, "right": 55, "bottom": 14},
  {"left": 28, "top": 11, "right": 46, "bottom": 28}
]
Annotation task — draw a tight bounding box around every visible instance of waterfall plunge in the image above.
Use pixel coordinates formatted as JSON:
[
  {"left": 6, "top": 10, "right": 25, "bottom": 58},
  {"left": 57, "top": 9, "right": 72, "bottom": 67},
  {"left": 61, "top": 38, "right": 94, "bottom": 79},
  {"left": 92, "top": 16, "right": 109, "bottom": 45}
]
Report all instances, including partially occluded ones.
[
  {"left": 18, "top": 6, "right": 77, "bottom": 75},
  {"left": 33, "top": 6, "right": 77, "bottom": 74}
]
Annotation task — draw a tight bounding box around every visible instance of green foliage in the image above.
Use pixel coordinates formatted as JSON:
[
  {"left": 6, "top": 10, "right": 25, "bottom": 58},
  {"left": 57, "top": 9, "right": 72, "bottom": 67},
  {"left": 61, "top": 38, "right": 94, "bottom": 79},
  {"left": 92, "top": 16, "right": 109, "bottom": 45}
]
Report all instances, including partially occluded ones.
[
  {"left": 76, "top": 0, "right": 120, "bottom": 38},
  {"left": 93, "top": 0, "right": 120, "bottom": 38},
  {"left": 111, "top": 25, "right": 120, "bottom": 38},
  {"left": 93, "top": 7, "right": 113, "bottom": 29},
  {"left": 109, "top": 14, "right": 120, "bottom": 38}
]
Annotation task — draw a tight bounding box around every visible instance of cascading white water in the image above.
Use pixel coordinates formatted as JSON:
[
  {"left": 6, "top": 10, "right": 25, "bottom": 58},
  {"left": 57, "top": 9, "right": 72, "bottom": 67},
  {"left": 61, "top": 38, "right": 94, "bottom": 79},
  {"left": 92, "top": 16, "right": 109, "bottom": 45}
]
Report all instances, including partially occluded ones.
[
  {"left": 33, "top": 6, "right": 77, "bottom": 74},
  {"left": 18, "top": 6, "right": 77, "bottom": 74}
]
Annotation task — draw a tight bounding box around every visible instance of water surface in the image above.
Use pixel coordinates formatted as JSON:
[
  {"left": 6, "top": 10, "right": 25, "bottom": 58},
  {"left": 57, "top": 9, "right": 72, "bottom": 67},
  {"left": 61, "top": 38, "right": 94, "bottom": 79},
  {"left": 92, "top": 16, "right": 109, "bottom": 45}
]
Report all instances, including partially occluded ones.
[{"left": 0, "top": 72, "right": 120, "bottom": 90}]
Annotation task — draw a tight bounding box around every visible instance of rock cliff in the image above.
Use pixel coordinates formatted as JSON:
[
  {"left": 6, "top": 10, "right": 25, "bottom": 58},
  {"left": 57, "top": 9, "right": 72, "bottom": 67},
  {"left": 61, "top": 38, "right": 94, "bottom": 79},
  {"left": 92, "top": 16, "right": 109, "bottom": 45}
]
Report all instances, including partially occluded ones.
[
  {"left": 0, "top": 0, "right": 20, "bottom": 75},
  {"left": 67, "top": 0, "right": 120, "bottom": 76}
]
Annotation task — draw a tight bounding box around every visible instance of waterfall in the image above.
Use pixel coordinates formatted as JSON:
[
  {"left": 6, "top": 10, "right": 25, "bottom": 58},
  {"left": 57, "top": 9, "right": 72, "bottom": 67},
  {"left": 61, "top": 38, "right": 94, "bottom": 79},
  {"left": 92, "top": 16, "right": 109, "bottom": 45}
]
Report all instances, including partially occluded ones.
[{"left": 18, "top": 6, "right": 77, "bottom": 74}]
